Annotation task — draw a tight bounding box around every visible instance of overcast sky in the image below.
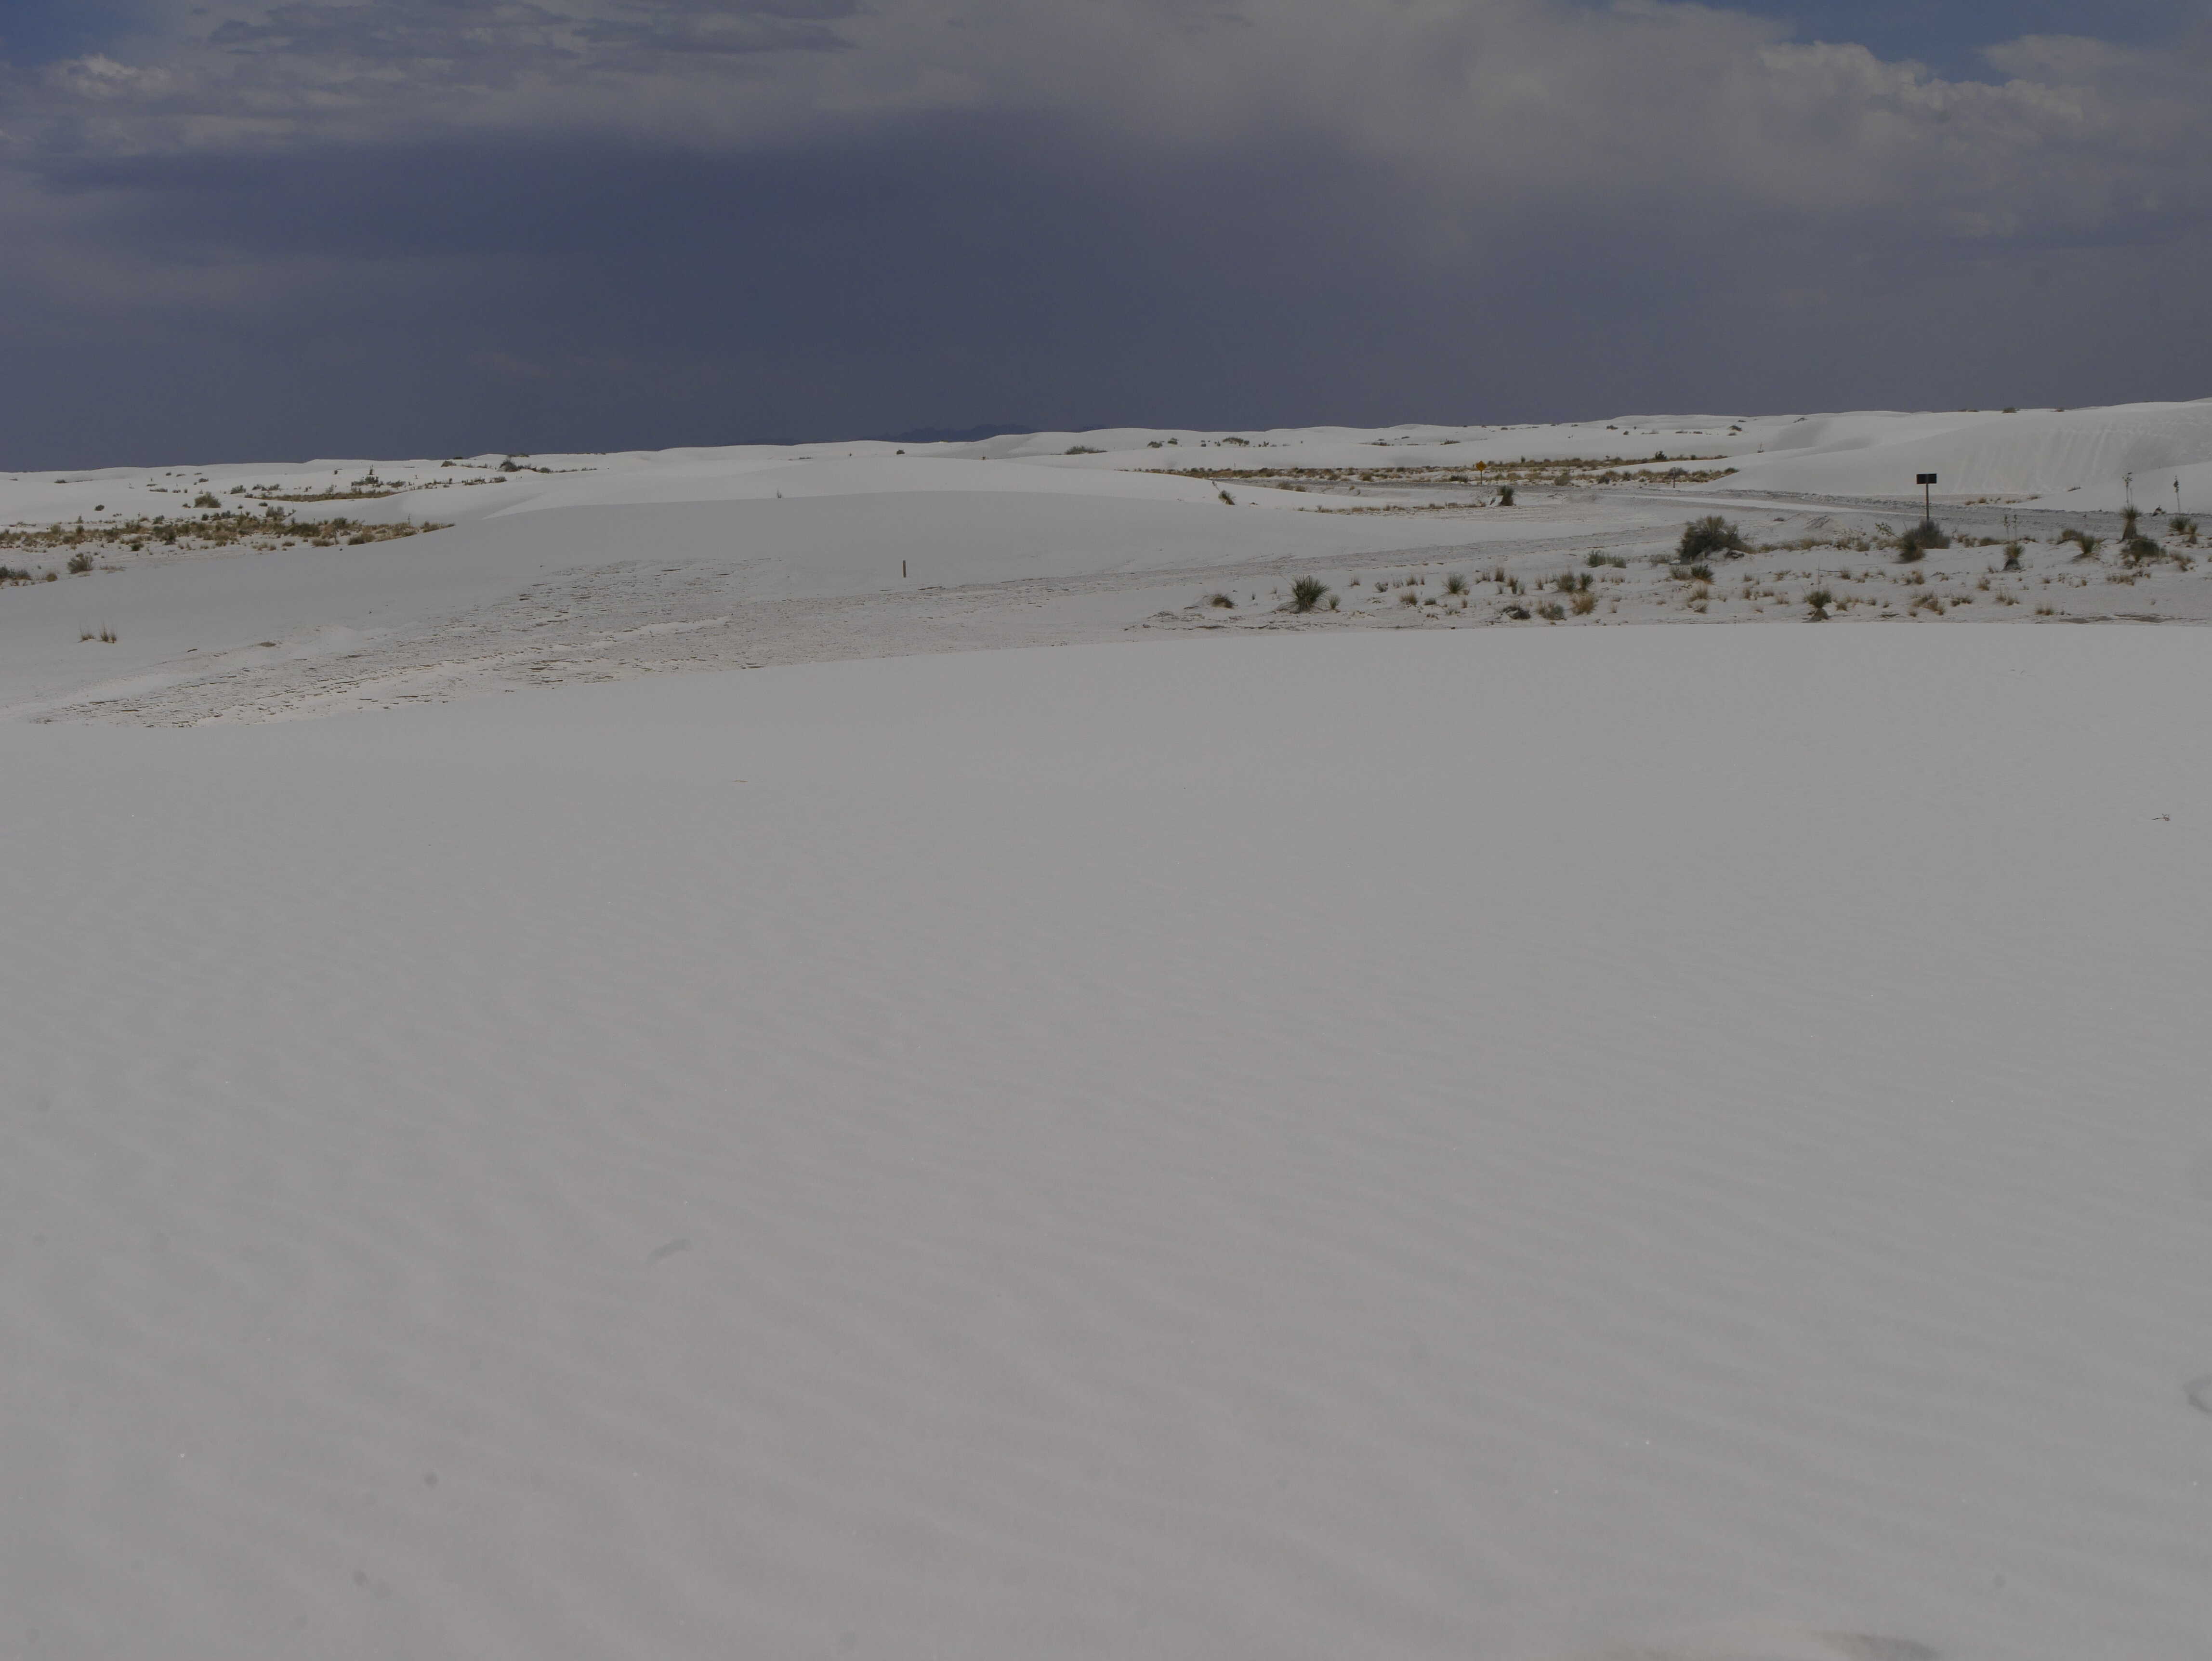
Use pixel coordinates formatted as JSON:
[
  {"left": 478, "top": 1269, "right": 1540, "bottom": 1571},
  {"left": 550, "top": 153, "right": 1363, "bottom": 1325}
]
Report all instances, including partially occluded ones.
[{"left": 1, "top": 0, "right": 2207, "bottom": 467}]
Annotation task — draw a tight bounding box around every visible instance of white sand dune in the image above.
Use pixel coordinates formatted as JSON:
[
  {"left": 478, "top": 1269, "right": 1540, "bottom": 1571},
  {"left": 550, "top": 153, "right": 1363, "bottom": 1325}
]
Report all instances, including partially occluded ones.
[
  {"left": 6, "top": 407, "right": 2212, "bottom": 1656},
  {"left": 1722, "top": 401, "right": 2212, "bottom": 509},
  {"left": 5, "top": 626, "right": 2212, "bottom": 1660},
  {"left": 10, "top": 396, "right": 2212, "bottom": 725}
]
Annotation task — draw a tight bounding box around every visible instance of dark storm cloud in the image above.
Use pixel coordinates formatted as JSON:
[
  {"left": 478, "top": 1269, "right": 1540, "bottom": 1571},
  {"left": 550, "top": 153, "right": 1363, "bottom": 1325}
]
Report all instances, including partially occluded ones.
[
  {"left": 205, "top": 1, "right": 577, "bottom": 65},
  {"left": 1, "top": 0, "right": 2208, "bottom": 468},
  {"left": 201, "top": 0, "right": 857, "bottom": 67}
]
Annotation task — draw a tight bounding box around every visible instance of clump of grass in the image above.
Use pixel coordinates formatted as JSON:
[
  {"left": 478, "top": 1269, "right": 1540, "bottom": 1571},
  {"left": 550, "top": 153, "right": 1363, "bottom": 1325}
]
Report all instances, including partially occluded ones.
[
  {"left": 1496, "top": 485, "right": 1516, "bottom": 506},
  {"left": 1217, "top": 489, "right": 1236, "bottom": 506},
  {"left": 1289, "top": 576, "right": 1332, "bottom": 612},
  {"left": 1671, "top": 562, "right": 1713, "bottom": 583},
  {"left": 1398, "top": 589, "right": 1420, "bottom": 606},
  {"left": 1444, "top": 572, "right": 1468, "bottom": 594},
  {"left": 1065, "top": 445, "right": 1103, "bottom": 455},
  {"left": 1500, "top": 603, "right": 1530, "bottom": 620},
  {"left": 1586, "top": 552, "right": 1627, "bottom": 568},
  {"left": 1805, "top": 588, "right": 1834, "bottom": 620},
  {"left": 2172, "top": 514, "right": 2199, "bottom": 544},
  {"left": 1535, "top": 601, "right": 1566, "bottom": 621},
  {"left": 1205, "top": 592, "right": 1236, "bottom": 608},
  {"left": 1569, "top": 588, "right": 1597, "bottom": 615},
  {"left": 1678, "top": 515, "right": 1748, "bottom": 561},
  {"left": 2002, "top": 542, "right": 2024, "bottom": 571},
  {"left": 2059, "top": 527, "right": 2101, "bottom": 559}
]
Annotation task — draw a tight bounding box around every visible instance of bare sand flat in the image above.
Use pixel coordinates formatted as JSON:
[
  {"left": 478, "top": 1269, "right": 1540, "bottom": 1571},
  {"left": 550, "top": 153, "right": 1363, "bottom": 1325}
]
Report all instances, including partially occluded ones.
[{"left": 5, "top": 625, "right": 2210, "bottom": 1660}]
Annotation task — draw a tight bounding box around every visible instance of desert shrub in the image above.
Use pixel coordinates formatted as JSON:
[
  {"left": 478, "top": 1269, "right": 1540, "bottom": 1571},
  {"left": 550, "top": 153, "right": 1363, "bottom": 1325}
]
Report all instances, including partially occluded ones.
[
  {"left": 2122, "top": 506, "right": 2141, "bottom": 538},
  {"left": 2122, "top": 533, "right": 2166, "bottom": 564},
  {"left": 2002, "top": 542, "right": 2023, "bottom": 571},
  {"left": 66, "top": 551, "right": 94, "bottom": 574},
  {"left": 1065, "top": 445, "right": 1103, "bottom": 455},
  {"left": 1672, "top": 562, "right": 1713, "bottom": 583},
  {"left": 1398, "top": 590, "right": 1420, "bottom": 606},
  {"left": 2171, "top": 514, "right": 2199, "bottom": 543},
  {"left": 0, "top": 565, "right": 29, "bottom": 582},
  {"left": 1586, "top": 552, "right": 1627, "bottom": 568},
  {"left": 1217, "top": 489, "right": 1236, "bottom": 506},
  {"left": 1805, "top": 588, "right": 1834, "bottom": 620},
  {"left": 1497, "top": 485, "right": 1516, "bottom": 506},
  {"left": 1290, "top": 576, "right": 1331, "bottom": 612},
  {"left": 192, "top": 493, "right": 221, "bottom": 509},
  {"left": 2058, "top": 527, "right": 2101, "bottom": 559},
  {"left": 1444, "top": 572, "right": 1468, "bottom": 594},
  {"left": 1895, "top": 520, "right": 1949, "bottom": 561},
  {"left": 1678, "top": 515, "right": 1747, "bottom": 560},
  {"left": 1569, "top": 589, "right": 1598, "bottom": 615},
  {"left": 1535, "top": 601, "right": 1566, "bottom": 621},
  {"left": 1205, "top": 593, "right": 1235, "bottom": 608},
  {"left": 1501, "top": 604, "right": 1530, "bottom": 619}
]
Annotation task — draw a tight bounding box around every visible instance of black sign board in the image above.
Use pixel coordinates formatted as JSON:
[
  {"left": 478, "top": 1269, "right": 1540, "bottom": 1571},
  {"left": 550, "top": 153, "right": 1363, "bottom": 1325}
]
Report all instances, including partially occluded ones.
[{"left": 1916, "top": 473, "right": 1938, "bottom": 484}]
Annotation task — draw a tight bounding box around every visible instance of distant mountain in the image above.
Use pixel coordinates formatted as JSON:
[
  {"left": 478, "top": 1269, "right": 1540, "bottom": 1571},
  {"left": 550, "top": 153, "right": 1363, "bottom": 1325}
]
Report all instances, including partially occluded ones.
[{"left": 876, "top": 423, "right": 1040, "bottom": 445}]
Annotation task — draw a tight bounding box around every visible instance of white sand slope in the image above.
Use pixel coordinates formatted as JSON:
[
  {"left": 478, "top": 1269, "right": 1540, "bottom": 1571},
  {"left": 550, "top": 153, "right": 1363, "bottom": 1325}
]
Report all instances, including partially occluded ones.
[
  {"left": 5, "top": 627, "right": 2212, "bottom": 1660},
  {"left": 1721, "top": 401, "right": 2212, "bottom": 510}
]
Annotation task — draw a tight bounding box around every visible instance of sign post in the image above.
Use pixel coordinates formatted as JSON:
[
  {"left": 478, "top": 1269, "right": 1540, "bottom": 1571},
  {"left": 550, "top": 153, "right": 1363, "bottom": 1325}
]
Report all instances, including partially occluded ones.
[{"left": 1917, "top": 473, "right": 1937, "bottom": 523}]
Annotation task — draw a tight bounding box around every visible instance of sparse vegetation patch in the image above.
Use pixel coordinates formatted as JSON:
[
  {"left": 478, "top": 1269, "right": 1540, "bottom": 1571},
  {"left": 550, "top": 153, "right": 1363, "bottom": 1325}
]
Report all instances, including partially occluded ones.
[{"left": 1678, "top": 516, "right": 1748, "bottom": 561}]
